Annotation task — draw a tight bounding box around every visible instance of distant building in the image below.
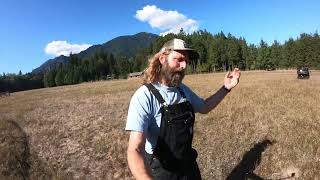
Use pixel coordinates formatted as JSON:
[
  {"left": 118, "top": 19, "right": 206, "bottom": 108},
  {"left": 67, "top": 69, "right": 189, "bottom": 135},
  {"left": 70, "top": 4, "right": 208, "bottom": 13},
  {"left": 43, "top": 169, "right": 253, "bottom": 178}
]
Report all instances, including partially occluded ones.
[
  {"left": 0, "top": 91, "right": 10, "bottom": 97},
  {"left": 128, "top": 71, "right": 144, "bottom": 78}
]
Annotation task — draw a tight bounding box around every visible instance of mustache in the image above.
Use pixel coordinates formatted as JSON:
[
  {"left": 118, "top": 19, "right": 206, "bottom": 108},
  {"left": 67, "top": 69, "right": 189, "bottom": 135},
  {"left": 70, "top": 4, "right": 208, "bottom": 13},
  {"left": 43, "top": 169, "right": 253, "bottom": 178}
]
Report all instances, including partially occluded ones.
[
  {"left": 161, "top": 67, "right": 185, "bottom": 87},
  {"left": 172, "top": 68, "right": 185, "bottom": 74}
]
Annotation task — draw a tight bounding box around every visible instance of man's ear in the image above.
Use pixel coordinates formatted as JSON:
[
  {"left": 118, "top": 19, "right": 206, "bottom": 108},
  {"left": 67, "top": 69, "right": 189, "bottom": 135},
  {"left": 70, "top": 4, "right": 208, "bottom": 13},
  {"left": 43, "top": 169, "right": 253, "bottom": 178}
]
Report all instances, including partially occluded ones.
[{"left": 159, "top": 54, "right": 166, "bottom": 64}]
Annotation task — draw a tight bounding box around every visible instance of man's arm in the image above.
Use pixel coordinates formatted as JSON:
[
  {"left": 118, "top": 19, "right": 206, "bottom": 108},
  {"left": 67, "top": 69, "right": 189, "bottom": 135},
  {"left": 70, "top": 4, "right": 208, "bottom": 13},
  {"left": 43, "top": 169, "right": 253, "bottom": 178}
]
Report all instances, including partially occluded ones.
[
  {"left": 127, "top": 131, "right": 153, "bottom": 180},
  {"left": 199, "top": 86, "right": 230, "bottom": 114},
  {"left": 199, "top": 68, "right": 241, "bottom": 114}
]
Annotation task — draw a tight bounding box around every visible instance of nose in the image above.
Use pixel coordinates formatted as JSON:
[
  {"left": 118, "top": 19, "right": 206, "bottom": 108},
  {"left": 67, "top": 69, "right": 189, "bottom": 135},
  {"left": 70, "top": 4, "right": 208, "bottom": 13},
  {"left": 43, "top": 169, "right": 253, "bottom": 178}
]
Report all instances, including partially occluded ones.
[{"left": 180, "top": 60, "right": 186, "bottom": 70}]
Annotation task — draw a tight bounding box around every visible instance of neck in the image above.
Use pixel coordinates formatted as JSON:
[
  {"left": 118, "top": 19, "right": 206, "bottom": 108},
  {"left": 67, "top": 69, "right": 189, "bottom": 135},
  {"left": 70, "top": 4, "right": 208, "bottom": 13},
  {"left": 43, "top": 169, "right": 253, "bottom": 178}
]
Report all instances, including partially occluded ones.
[
  {"left": 159, "top": 76, "right": 169, "bottom": 86},
  {"left": 159, "top": 77, "right": 181, "bottom": 87}
]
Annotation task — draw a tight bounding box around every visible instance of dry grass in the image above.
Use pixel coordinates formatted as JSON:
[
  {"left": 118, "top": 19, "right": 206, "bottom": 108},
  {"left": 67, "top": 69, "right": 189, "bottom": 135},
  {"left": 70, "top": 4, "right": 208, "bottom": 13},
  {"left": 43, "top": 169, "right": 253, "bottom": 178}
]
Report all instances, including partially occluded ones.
[{"left": 0, "top": 70, "right": 320, "bottom": 179}]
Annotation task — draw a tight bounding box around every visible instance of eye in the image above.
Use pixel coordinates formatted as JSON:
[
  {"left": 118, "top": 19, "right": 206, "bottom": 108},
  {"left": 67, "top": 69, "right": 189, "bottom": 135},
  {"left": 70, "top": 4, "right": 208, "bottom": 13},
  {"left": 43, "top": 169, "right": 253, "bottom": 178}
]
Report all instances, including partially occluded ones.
[{"left": 177, "top": 58, "right": 185, "bottom": 62}]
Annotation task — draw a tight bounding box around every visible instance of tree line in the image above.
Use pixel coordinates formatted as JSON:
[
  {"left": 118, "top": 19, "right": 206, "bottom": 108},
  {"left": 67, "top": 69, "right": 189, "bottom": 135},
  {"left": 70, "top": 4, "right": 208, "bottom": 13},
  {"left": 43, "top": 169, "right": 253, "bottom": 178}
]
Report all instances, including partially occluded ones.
[
  {"left": 1, "top": 29, "right": 320, "bottom": 92},
  {"left": 0, "top": 72, "right": 43, "bottom": 92},
  {"left": 156, "top": 29, "right": 320, "bottom": 72},
  {"left": 42, "top": 52, "right": 133, "bottom": 87}
]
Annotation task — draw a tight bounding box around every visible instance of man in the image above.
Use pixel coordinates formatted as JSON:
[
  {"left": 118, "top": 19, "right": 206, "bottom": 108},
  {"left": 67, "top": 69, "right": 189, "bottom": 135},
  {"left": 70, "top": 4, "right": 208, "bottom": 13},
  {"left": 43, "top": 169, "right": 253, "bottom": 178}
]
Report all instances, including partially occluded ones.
[{"left": 126, "top": 38, "right": 241, "bottom": 180}]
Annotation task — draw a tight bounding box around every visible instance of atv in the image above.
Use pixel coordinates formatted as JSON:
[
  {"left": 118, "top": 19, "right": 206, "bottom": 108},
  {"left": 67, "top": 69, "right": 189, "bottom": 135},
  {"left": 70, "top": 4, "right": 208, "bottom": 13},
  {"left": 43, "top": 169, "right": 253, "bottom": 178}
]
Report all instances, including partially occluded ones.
[{"left": 297, "top": 67, "right": 310, "bottom": 79}]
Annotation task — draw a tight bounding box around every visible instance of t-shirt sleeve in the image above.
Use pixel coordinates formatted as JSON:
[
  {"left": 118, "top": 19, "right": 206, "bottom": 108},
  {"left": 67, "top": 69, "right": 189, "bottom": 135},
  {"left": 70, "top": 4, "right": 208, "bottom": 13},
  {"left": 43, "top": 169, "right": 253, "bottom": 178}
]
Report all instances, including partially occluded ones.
[
  {"left": 125, "top": 86, "right": 152, "bottom": 132},
  {"left": 181, "top": 84, "right": 205, "bottom": 113}
]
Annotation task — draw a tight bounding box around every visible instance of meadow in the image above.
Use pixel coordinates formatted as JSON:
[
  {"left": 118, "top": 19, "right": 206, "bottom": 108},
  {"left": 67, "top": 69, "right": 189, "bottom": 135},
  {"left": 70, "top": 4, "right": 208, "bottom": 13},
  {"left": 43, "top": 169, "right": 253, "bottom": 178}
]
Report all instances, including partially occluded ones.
[{"left": 1, "top": 70, "right": 320, "bottom": 179}]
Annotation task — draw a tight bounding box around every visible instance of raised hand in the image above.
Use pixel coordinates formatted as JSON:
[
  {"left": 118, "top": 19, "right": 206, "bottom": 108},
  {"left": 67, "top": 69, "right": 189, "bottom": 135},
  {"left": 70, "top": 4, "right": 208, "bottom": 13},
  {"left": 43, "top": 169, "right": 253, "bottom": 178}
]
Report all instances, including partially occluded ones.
[{"left": 224, "top": 68, "right": 241, "bottom": 90}]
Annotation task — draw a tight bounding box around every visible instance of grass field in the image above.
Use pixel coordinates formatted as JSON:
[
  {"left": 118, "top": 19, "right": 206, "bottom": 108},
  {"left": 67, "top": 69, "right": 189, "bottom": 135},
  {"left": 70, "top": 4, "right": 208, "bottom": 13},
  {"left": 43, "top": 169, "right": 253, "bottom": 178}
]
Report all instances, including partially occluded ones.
[{"left": 1, "top": 70, "right": 320, "bottom": 179}]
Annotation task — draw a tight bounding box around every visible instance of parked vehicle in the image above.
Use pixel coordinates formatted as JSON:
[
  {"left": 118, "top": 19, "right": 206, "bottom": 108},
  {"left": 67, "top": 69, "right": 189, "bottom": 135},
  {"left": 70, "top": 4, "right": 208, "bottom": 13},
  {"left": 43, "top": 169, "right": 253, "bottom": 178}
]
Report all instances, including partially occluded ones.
[{"left": 297, "top": 67, "right": 310, "bottom": 79}]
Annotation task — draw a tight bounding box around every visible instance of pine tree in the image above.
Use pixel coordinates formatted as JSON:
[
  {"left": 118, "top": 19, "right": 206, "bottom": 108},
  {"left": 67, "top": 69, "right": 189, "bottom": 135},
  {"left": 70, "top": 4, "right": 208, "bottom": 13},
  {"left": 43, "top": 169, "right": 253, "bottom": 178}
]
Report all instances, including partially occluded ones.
[
  {"left": 55, "top": 69, "right": 65, "bottom": 86},
  {"left": 270, "top": 40, "right": 282, "bottom": 69},
  {"left": 282, "top": 38, "right": 296, "bottom": 68},
  {"left": 43, "top": 71, "right": 56, "bottom": 87},
  {"left": 256, "top": 40, "right": 270, "bottom": 69}
]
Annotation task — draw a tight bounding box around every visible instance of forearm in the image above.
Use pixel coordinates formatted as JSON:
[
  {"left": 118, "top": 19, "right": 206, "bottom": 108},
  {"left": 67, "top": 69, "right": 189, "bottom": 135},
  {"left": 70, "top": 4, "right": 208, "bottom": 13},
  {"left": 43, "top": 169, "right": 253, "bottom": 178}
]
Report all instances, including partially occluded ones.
[
  {"left": 201, "top": 86, "right": 230, "bottom": 114},
  {"left": 127, "top": 148, "right": 153, "bottom": 180}
]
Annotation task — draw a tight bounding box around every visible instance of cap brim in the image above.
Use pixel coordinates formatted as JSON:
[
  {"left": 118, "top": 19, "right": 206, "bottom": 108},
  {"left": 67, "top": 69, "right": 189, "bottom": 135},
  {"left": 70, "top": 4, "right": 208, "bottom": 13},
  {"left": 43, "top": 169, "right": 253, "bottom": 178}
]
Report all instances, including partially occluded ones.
[{"left": 172, "top": 48, "right": 199, "bottom": 60}]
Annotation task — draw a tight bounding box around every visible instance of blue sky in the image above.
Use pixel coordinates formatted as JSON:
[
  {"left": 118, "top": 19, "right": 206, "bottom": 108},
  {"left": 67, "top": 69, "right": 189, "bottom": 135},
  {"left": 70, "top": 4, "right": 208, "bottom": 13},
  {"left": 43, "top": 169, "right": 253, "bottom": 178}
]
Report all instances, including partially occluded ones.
[{"left": 1, "top": 0, "right": 319, "bottom": 74}]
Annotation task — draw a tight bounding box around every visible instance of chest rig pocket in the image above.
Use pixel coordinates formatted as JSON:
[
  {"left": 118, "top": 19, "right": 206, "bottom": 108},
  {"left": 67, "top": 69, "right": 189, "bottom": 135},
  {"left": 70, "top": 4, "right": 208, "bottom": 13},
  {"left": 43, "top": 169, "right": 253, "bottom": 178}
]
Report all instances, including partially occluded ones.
[{"left": 145, "top": 84, "right": 196, "bottom": 172}]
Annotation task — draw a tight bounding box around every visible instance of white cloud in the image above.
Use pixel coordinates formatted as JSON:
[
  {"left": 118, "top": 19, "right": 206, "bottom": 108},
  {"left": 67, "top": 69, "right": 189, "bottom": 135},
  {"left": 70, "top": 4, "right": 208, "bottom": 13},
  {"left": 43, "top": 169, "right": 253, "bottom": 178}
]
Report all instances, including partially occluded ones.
[
  {"left": 45, "top": 41, "right": 92, "bottom": 56},
  {"left": 135, "top": 5, "right": 199, "bottom": 36}
]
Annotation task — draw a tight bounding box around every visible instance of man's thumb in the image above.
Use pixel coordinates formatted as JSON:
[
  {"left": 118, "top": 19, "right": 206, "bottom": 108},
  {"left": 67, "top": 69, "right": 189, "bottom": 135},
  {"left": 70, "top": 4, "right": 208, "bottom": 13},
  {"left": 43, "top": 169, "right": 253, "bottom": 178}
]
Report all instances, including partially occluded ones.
[{"left": 225, "top": 71, "right": 231, "bottom": 78}]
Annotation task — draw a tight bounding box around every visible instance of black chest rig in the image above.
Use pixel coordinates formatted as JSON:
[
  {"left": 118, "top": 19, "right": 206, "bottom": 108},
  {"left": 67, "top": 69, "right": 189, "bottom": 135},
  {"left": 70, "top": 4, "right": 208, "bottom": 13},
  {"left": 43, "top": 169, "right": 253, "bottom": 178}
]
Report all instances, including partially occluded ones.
[{"left": 145, "top": 83, "right": 197, "bottom": 172}]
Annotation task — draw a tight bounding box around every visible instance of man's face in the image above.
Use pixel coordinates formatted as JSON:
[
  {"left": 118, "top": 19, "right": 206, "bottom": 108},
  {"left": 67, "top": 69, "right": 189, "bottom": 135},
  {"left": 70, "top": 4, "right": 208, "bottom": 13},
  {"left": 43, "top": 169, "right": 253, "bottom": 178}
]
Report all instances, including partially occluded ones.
[{"left": 160, "top": 50, "right": 189, "bottom": 87}]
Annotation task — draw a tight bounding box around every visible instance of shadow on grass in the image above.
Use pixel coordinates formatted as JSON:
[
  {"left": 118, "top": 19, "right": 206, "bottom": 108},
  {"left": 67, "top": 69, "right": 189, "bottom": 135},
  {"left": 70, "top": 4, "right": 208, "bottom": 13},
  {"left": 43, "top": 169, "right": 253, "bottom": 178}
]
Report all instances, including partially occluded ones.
[
  {"left": 226, "top": 139, "right": 274, "bottom": 180},
  {"left": 0, "top": 120, "right": 70, "bottom": 180},
  {"left": 0, "top": 120, "right": 30, "bottom": 179}
]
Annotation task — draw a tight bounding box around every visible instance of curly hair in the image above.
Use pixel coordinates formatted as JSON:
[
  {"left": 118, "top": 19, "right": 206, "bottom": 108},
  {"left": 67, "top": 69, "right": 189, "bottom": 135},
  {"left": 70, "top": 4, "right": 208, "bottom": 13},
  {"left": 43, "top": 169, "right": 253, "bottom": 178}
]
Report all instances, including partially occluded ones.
[{"left": 142, "top": 49, "right": 171, "bottom": 84}]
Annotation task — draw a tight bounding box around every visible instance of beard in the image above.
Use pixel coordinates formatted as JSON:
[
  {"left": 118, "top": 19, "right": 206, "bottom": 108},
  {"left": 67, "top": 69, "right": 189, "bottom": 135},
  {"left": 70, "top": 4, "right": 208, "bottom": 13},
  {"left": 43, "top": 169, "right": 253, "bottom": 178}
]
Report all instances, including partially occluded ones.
[{"left": 160, "top": 60, "right": 185, "bottom": 87}]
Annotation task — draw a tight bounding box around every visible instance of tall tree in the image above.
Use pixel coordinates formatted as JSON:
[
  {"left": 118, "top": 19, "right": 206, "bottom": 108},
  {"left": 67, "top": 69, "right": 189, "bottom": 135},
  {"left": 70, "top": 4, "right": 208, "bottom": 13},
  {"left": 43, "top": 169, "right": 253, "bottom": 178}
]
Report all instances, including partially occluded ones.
[
  {"left": 270, "top": 40, "right": 282, "bottom": 69},
  {"left": 43, "top": 70, "right": 56, "bottom": 87}
]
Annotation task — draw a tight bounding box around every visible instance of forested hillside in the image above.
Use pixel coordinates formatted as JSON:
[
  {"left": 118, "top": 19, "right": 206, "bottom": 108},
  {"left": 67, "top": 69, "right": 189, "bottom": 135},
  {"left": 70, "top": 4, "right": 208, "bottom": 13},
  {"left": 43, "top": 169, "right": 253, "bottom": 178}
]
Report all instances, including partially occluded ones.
[{"left": 1, "top": 30, "right": 320, "bottom": 92}]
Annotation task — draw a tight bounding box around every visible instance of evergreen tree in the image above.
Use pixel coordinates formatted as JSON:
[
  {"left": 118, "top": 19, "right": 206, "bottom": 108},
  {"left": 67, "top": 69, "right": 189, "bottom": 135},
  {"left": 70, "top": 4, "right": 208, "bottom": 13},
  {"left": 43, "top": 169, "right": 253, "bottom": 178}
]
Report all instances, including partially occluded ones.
[
  {"left": 64, "top": 71, "right": 73, "bottom": 85},
  {"left": 270, "top": 40, "right": 282, "bottom": 69},
  {"left": 282, "top": 38, "right": 296, "bottom": 68},
  {"left": 256, "top": 40, "right": 270, "bottom": 69},
  {"left": 247, "top": 44, "right": 258, "bottom": 70},
  {"left": 43, "top": 70, "right": 56, "bottom": 87},
  {"left": 55, "top": 69, "right": 65, "bottom": 86}
]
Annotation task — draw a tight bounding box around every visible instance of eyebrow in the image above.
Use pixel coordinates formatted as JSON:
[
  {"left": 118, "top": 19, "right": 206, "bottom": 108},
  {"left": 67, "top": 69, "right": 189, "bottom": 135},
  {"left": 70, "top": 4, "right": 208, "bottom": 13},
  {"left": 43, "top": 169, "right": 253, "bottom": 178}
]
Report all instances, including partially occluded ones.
[{"left": 175, "top": 57, "right": 188, "bottom": 63}]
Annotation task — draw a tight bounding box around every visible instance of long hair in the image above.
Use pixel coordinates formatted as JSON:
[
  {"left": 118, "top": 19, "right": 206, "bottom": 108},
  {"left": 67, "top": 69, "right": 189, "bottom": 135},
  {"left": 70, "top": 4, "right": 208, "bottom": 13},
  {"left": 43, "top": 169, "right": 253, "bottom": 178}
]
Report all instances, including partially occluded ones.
[{"left": 142, "top": 49, "right": 171, "bottom": 84}]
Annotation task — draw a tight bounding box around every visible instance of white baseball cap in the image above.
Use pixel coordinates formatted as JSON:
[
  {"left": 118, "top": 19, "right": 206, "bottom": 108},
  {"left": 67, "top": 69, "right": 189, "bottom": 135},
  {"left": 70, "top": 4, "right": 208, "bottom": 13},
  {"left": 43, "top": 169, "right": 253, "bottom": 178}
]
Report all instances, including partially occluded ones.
[{"left": 160, "top": 38, "right": 199, "bottom": 60}]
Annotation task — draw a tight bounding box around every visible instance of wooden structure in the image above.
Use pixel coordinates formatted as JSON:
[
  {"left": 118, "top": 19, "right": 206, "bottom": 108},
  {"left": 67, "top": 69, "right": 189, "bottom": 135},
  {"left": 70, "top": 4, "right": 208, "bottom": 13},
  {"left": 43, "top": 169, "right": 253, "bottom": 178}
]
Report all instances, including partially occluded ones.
[
  {"left": 128, "top": 71, "right": 144, "bottom": 78},
  {"left": 0, "top": 91, "right": 10, "bottom": 97}
]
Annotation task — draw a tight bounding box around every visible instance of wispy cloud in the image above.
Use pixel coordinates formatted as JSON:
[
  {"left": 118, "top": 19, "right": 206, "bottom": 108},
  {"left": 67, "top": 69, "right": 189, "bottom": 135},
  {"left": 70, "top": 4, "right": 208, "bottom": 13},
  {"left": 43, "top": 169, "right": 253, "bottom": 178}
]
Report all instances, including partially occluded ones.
[
  {"left": 135, "top": 5, "right": 199, "bottom": 36},
  {"left": 45, "top": 41, "right": 92, "bottom": 56}
]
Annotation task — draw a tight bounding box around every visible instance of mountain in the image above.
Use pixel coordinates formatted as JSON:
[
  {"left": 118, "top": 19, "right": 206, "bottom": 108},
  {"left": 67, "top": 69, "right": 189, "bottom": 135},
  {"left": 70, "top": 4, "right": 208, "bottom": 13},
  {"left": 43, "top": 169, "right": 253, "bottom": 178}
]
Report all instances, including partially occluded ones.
[
  {"left": 32, "top": 55, "right": 69, "bottom": 74},
  {"left": 32, "top": 32, "right": 158, "bottom": 74}
]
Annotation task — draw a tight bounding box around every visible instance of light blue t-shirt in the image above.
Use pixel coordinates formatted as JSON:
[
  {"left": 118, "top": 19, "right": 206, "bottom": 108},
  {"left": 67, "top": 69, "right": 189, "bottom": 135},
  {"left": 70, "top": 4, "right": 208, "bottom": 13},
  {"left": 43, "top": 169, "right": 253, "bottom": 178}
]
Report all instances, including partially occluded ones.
[{"left": 125, "top": 82, "right": 205, "bottom": 154}]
